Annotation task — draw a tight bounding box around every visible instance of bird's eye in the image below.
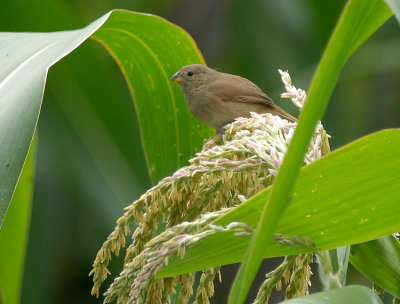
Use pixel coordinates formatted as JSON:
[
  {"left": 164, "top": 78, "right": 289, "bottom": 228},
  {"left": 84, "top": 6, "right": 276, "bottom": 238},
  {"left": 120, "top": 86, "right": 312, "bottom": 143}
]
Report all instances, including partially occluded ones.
[{"left": 187, "top": 71, "right": 194, "bottom": 76}]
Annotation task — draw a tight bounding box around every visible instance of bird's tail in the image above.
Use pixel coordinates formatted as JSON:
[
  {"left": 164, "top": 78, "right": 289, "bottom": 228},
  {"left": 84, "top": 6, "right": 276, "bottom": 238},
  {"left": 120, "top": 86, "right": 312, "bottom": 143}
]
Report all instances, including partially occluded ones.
[{"left": 276, "top": 107, "right": 298, "bottom": 122}]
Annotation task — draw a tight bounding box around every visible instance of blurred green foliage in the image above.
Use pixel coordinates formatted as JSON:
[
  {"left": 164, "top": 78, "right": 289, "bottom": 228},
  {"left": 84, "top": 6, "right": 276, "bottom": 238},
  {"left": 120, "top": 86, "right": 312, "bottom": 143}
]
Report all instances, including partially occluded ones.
[{"left": 0, "top": 1, "right": 399, "bottom": 303}]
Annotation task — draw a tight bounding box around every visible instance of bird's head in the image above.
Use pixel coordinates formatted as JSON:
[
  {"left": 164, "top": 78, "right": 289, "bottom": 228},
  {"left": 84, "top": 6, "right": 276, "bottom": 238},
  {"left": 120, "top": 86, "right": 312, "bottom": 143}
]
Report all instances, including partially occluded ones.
[{"left": 170, "top": 64, "right": 217, "bottom": 92}]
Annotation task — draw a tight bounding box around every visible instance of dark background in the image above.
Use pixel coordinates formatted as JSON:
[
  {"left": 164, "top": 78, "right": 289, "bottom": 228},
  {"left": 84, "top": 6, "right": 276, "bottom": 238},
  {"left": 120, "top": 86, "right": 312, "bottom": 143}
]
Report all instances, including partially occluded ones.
[{"left": 1, "top": 1, "right": 399, "bottom": 303}]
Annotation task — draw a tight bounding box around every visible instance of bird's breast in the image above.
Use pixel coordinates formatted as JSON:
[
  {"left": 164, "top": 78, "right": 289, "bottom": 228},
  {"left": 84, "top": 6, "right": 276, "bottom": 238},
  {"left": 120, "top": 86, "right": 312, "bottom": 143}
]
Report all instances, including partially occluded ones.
[{"left": 186, "top": 91, "right": 236, "bottom": 129}]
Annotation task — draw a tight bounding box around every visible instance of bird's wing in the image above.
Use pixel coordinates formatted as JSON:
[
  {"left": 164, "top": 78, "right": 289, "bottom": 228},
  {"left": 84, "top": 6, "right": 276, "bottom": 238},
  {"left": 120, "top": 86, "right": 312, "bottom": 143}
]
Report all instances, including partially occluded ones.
[
  {"left": 205, "top": 74, "right": 298, "bottom": 122},
  {"left": 206, "top": 74, "right": 276, "bottom": 107}
]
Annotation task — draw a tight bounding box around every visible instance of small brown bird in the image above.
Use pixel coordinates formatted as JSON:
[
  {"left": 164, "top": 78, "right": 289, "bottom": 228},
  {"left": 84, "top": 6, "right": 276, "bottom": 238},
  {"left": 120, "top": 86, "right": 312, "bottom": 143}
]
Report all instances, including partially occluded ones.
[{"left": 171, "top": 64, "right": 297, "bottom": 131}]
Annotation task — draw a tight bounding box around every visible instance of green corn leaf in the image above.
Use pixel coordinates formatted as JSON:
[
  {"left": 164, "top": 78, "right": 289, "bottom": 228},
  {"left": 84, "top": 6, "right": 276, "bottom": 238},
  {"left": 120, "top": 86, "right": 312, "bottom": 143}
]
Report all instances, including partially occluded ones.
[
  {"left": 384, "top": 0, "right": 400, "bottom": 23},
  {"left": 350, "top": 236, "right": 400, "bottom": 298},
  {"left": 0, "top": 12, "right": 111, "bottom": 227},
  {"left": 281, "top": 285, "right": 383, "bottom": 304},
  {"left": 90, "top": 11, "right": 212, "bottom": 184},
  {"left": 0, "top": 137, "right": 36, "bottom": 304}
]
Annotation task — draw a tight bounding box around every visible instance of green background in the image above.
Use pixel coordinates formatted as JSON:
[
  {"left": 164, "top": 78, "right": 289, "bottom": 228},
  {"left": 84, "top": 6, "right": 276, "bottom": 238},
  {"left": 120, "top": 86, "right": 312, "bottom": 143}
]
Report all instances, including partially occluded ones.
[{"left": 0, "top": 1, "right": 399, "bottom": 303}]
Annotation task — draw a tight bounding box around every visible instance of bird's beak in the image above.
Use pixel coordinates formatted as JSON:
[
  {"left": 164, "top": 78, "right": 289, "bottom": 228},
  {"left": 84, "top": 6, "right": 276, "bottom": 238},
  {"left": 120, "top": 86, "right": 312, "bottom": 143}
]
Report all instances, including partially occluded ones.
[{"left": 170, "top": 71, "right": 181, "bottom": 83}]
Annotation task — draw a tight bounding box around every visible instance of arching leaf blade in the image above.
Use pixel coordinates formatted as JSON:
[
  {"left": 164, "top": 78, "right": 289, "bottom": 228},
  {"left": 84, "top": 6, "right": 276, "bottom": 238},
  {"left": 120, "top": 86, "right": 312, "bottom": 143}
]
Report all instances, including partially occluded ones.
[{"left": 91, "top": 10, "right": 213, "bottom": 184}]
